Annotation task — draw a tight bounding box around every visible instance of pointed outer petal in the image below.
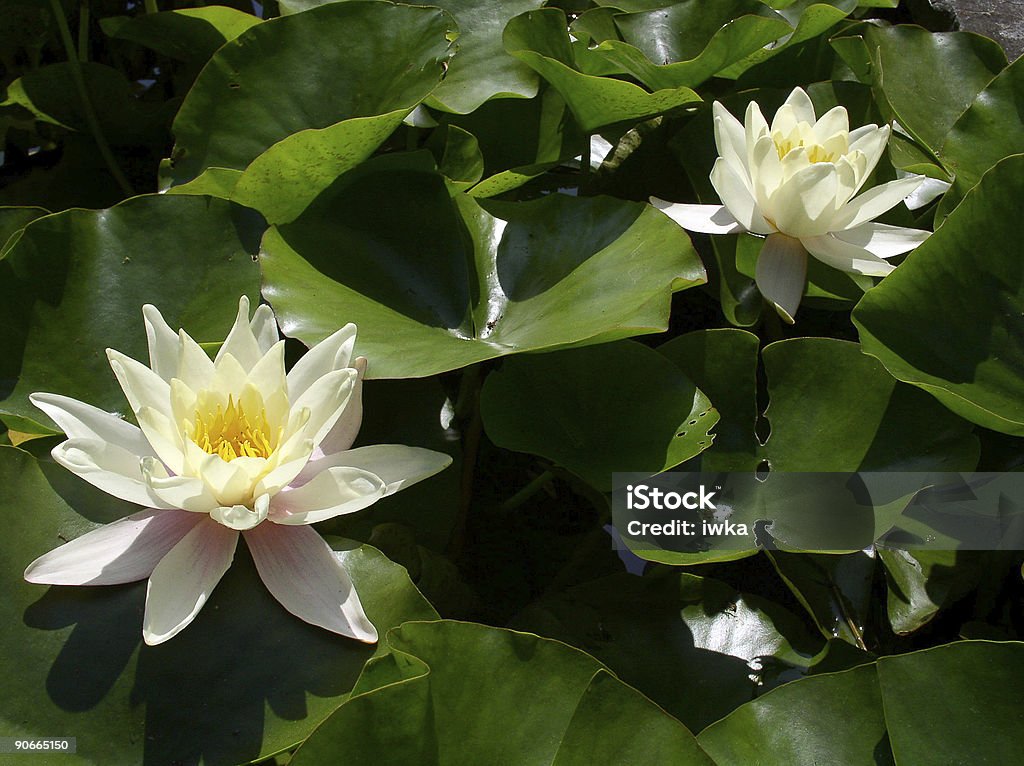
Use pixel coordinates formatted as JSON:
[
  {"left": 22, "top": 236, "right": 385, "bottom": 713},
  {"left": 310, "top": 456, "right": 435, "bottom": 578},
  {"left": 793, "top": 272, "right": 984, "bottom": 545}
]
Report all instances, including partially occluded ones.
[
  {"left": 142, "top": 305, "right": 179, "bottom": 382},
  {"left": 51, "top": 438, "right": 174, "bottom": 508},
  {"left": 756, "top": 233, "right": 808, "bottom": 324},
  {"left": 244, "top": 523, "right": 377, "bottom": 642},
  {"left": 142, "top": 456, "right": 219, "bottom": 513},
  {"left": 711, "top": 158, "right": 773, "bottom": 235},
  {"left": 183, "top": 440, "right": 254, "bottom": 507},
  {"left": 215, "top": 296, "right": 263, "bottom": 372},
  {"left": 847, "top": 125, "right": 889, "bottom": 185},
  {"left": 289, "top": 368, "right": 358, "bottom": 448},
  {"left": 246, "top": 339, "right": 288, "bottom": 405},
  {"left": 285, "top": 324, "right": 358, "bottom": 402},
  {"left": 749, "top": 135, "right": 784, "bottom": 212},
  {"left": 768, "top": 162, "right": 840, "bottom": 238},
  {"left": 175, "top": 330, "right": 215, "bottom": 392},
  {"left": 835, "top": 153, "right": 866, "bottom": 207},
  {"left": 268, "top": 466, "right": 385, "bottom": 525},
  {"left": 25, "top": 509, "right": 204, "bottom": 586},
  {"left": 142, "top": 519, "right": 238, "bottom": 645},
  {"left": 832, "top": 175, "right": 925, "bottom": 231},
  {"left": 782, "top": 86, "right": 816, "bottom": 125},
  {"left": 30, "top": 392, "right": 153, "bottom": 455},
  {"left": 211, "top": 493, "right": 270, "bottom": 531},
  {"left": 812, "top": 105, "right": 849, "bottom": 141},
  {"left": 649, "top": 199, "right": 745, "bottom": 234},
  {"left": 831, "top": 221, "right": 931, "bottom": 258},
  {"left": 316, "top": 356, "right": 366, "bottom": 456},
  {"left": 296, "top": 444, "right": 453, "bottom": 497},
  {"left": 136, "top": 406, "right": 186, "bottom": 476},
  {"left": 712, "top": 102, "right": 750, "bottom": 183},
  {"left": 249, "top": 303, "right": 279, "bottom": 354},
  {"left": 901, "top": 175, "right": 950, "bottom": 211},
  {"left": 802, "top": 233, "right": 896, "bottom": 277},
  {"left": 744, "top": 101, "right": 770, "bottom": 164},
  {"left": 107, "top": 350, "right": 172, "bottom": 419}
]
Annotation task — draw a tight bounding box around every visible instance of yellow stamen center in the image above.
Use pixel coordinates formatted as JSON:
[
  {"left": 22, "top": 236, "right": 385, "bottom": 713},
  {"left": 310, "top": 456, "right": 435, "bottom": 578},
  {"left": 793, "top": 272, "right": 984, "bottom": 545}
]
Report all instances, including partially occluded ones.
[
  {"left": 775, "top": 136, "right": 838, "bottom": 164},
  {"left": 193, "top": 395, "right": 274, "bottom": 461}
]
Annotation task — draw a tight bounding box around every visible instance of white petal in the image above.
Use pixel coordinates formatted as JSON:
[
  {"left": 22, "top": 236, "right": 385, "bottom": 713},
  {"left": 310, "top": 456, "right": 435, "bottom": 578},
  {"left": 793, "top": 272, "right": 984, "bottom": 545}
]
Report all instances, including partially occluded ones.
[
  {"left": 296, "top": 444, "right": 452, "bottom": 496},
  {"left": 142, "top": 519, "right": 238, "bottom": 645},
  {"left": 30, "top": 392, "right": 153, "bottom": 456},
  {"left": 749, "top": 134, "right": 783, "bottom": 212},
  {"left": 802, "top": 233, "right": 896, "bottom": 277},
  {"left": 812, "top": 105, "right": 849, "bottom": 141},
  {"left": 245, "top": 523, "right": 377, "bottom": 642},
  {"left": 142, "top": 304, "right": 179, "bottom": 382},
  {"left": 215, "top": 296, "right": 264, "bottom": 372},
  {"left": 649, "top": 199, "right": 744, "bottom": 234},
  {"left": 210, "top": 493, "right": 270, "bottom": 531},
  {"left": 712, "top": 102, "right": 749, "bottom": 184},
  {"left": 250, "top": 302, "right": 280, "bottom": 353},
  {"left": 25, "top": 509, "right": 203, "bottom": 585},
  {"left": 711, "top": 158, "right": 772, "bottom": 235},
  {"left": 832, "top": 222, "right": 930, "bottom": 258},
  {"left": 832, "top": 175, "right": 924, "bottom": 230},
  {"left": 183, "top": 440, "right": 254, "bottom": 507},
  {"left": 286, "top": 324, "right": 358, "bottom": 402},
  {"left": 106, "top": 349, "right": 172, "bottom": 420},
  {"left": 900, "top": 174, "right": 950, "bottom": 211},
  {"left": 756, "top": 233, "right": 808, "bottom": 324},
  {"left": 848, "top": 125, "right": 889, "bottom": 185},
  {"left": 246, "top": 340, "right": 288, "bottom": 406},
  {"left": 51, "top": 438, "right": 173, "bottom": 508},
  {"left": 141, "top": 456, "right": 219, "bottom": 513},
  {"left": 317, "top": 356, "right": 366, "bottom": 456},
  {"left": 136, "top": 406, "right": 187, "bottom": 476},
  {"left": 176, "top": 329, "right": 215, "bottom": 392},
  {"left": 268, "top": 466, "right": 385, "bottom": 525},
  {"left": 782, "top": 87, "right": 816, "bottom": 125},
  {"left": 744, "top": 101, "right": 770, "bottom": 164},
  {"left": 289, "top": 367, "right": 358, "bottom": 448},
  {"left": 768, "top": 163, "right": 839, "bottom": 237}
]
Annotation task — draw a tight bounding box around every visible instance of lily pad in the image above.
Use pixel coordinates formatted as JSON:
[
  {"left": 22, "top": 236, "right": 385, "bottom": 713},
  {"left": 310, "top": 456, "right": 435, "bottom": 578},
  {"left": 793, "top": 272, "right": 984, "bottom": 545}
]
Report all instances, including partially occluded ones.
[
  {"left": 260, "top": 164, "right": 705, "bottom": 379},
  {"left": 0, "top": 194, "right": 261, "bottom": 434},
  {"left": 1, "top": 446, "right": 437, "bottom": 765},
  {"left": 290, "top": 620, "right": 713, "bottom": 765},
  {"left": 100, "top": 7, "right": 261, "bottom": 64},
  {"left": 854, "top": 155, "right": 1024, "bottom": 436}
]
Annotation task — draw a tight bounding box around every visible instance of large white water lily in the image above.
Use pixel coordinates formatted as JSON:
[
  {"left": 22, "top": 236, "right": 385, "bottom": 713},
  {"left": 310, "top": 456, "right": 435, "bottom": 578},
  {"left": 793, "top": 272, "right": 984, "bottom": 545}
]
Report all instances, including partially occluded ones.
[
  {"left": 25, "top": 297, "right": 452, "bottom": 646},
  {"left": 652, "top": 87, "right": 932, "bottom": 322}
]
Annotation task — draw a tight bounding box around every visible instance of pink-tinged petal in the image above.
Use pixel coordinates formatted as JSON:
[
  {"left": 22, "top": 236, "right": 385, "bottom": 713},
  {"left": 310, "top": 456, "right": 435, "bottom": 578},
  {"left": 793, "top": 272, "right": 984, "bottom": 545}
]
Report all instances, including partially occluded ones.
[
  {"left": 649, "top": 199, "right": 744, "bottom": 234},
  {"left": 832, "top": 222, "right": 930, "bottom": 258},
  {"left": 286, "top": 324, "right": 358, "bottom": 401},
  {"left": 215, "top": 296, "right": 263, "bottom": 372},
  {"left": 802, "top": 233, "right": 897, "bottom": 277},
  {"left": 25, "top": 509, "right": 203, "bottom": 585},
  {"left": 295, "top": 444, "right": 452, "bottom": 496},
  {"left": 316, "top": 357, "right": 366, "bottom": 456},
  {"left": 30, "top": 392, "right": 153, "bottom": 456},
  {"left": 142, "top": 304, "right": 179, "bottom": 382},
  {"left": 832, "top": 175, "right": 924, "bottom": 231},
  {"left": 756, "top": 233, "right": 808, "bottom": 324},
  {"left": 245, "top": 523, "right": 377, "bottom": 642},
  {"left": 710, "top": 158, "right": 773, "bottom": 235},
  {"left": 142, "top": 519, "right": 238, "bottom": 645},
  {"left": 51, "top": 438, "right": 174, "bottom": 508},
  {"left": 249, "top": 302, "right": 280, "bottom": 353},
  {"left": 268, "top": 466, "right": 385, "bottom": 525}
]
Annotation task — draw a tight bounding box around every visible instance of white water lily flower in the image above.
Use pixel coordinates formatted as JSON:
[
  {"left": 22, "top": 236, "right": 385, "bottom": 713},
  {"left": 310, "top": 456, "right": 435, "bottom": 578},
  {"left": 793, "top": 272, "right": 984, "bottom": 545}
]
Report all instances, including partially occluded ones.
[
  {"left": 25, "top": 297, "right": 452, "bottom": 646},
  {"left": 652, "top": 87, "right": 932, "bottom": 322}
]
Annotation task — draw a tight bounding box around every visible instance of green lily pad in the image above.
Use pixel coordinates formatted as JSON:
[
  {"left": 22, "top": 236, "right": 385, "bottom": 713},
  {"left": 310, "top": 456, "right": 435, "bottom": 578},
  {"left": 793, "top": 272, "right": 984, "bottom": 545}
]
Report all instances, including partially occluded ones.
[
  {"left": 168, "top": 1, "right": 455, "bottom": 185},
  {"left": 260, "top": 164, "right": 704, "bottom": 379},
  {"left": 854, "top": 155, "right": 1024, "bottom": 436},
  {"left": 480, "top": 340, "right": 719, "bottom": 491},
  {"left": 504, "top": 8, "right": 702, "bottom": 132},
  {"left": 100, "top": 7, "right": 261, "bottom": 64},
  {"left": 290, "top": 620, "right": 713, "bottom": 765},
  {"left": 0, "top": 205, "right": 47, "bottom": 254},
  {"left": 0, "top": 194, "right": 261, "bottom": 434},
  {"left": 1, "top": 446, "right": 437, "bottom": 765}
]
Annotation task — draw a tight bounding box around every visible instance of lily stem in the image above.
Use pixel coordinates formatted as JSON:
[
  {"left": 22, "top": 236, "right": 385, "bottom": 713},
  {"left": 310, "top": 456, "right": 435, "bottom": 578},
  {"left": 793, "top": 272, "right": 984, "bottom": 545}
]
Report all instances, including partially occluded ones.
[
  {"left": 502, "top": 469, "right": 555, "bottom": 511},
  {"left": 77, "top": 1, "right": 89, "bottom": 62},
  {"left": 144, "top": 0, "right": 159, "bottom": 14},
  {"left": 49, "top": 0, "right": 135, "bottom": 197},
  {"left": 447, "top": 365, "right": 485, "bottom": 558}
]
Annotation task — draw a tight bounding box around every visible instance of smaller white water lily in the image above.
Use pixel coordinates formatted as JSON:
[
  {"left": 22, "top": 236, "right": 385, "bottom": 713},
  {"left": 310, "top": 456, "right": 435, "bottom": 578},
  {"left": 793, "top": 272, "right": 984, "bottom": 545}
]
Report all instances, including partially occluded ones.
[
  {"left": 25, "top": 297, "right": 452, "bottom": 646},
  {"left": 652, "top": 87, "right": 932, "bottom": 322}
]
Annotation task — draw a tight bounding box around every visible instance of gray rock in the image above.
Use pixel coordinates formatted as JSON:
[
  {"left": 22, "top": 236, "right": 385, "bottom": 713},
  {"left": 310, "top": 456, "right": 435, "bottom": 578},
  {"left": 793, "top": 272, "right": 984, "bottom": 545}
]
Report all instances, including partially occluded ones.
[{"left": 926, "top": 0, "right": 1024, "bottom": 60}]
